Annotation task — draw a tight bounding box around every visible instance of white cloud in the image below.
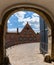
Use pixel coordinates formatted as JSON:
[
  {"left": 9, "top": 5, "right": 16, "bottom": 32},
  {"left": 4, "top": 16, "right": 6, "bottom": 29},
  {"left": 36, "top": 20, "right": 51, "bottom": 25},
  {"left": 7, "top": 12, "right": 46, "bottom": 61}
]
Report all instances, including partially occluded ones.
[
  {"left": 32, "top": 13, "right": 39, "bottom": 17},
  {"left": 7, "top": 20, "right": 10, "bottom": 23},
  {"left": 34, "top": 24, "right": 40, "bottom": 28},
  {"left": 32, "top": 23, "right": 40, "bottom": 33},
  {"left": 7, "top": 28, "right": 17, "bottom": 32},
  {"left": 19, "top": 28, "right": 23, "bottom": 32},
  {"left": 33, "top": 28, "right": 40, "bottom": 33},
  {"left": 14, "top": 11, "right": 39, "bottom": 23},
  {"left": 23, "top": 22, "right": 27, "bottom": 26},
  {"left": 14, "top": 11, "right": 26, "bottom": 22},
  {"left": 23, "top": 17, "right": 31, "bottom": 22},
  {"left": 31, "top": 17, "right": 39, "bottom": 22}
]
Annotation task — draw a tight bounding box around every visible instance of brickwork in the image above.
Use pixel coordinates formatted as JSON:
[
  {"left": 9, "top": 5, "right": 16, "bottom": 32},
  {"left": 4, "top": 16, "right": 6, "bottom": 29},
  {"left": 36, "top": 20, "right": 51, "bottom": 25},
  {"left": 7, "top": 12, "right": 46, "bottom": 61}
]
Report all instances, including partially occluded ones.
[{"left": 5, "top": 23, "right": 40, "bottom": 48}]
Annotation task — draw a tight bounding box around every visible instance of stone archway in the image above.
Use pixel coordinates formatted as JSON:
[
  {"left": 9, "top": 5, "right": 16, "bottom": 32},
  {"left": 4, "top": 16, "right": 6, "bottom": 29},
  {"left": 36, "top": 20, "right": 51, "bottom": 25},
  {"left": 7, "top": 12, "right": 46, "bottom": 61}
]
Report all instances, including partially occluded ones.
[{"left": 0, "top": 3, "right": 54, "bottom": 64}]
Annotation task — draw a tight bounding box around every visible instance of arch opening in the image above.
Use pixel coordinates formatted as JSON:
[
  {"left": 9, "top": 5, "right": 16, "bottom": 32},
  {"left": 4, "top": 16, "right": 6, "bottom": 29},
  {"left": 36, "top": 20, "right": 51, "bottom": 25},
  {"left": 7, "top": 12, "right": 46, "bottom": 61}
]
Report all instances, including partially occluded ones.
[{"left": 0, "top": 4, "right": 54, "bottom": 64}]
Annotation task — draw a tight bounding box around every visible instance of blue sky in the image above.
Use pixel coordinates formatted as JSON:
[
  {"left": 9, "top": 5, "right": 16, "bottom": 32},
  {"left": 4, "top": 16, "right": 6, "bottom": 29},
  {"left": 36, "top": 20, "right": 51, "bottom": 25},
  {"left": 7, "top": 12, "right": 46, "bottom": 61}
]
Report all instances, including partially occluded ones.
[{"left": 7, "top": 11, "right": 40, "bottom": 33}]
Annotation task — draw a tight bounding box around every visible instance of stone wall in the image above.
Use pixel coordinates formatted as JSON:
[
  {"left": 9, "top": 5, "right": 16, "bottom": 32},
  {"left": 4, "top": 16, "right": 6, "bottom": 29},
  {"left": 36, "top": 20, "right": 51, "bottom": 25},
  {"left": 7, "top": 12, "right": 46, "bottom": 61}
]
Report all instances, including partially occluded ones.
[{"left": 5, "top": 33, "right": 40, "bottom": 48}]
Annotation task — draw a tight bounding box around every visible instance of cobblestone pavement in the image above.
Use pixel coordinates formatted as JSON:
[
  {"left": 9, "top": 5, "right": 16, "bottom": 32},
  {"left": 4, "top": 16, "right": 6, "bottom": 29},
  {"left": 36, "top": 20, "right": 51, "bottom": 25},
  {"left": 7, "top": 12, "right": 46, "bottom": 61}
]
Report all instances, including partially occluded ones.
[{"left": 6, "top": 43, "right": 53, "bottom": 65}]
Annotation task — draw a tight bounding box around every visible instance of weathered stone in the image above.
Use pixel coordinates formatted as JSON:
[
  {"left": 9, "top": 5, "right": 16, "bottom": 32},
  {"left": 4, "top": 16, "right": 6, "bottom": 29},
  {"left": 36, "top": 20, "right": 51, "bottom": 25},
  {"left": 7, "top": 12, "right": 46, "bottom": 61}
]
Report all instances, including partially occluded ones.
[
  {"left": 44, "top": 54, "right": 51, "bottom": 63},
  {"left": 51, "top": 27, "right": 54, "bottom": 61}
]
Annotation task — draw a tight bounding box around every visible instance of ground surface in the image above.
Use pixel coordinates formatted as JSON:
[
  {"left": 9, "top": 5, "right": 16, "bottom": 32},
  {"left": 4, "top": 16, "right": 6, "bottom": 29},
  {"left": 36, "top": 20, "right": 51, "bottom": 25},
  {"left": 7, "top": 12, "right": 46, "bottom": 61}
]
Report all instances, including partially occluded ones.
[{"left": 6, "top": 43, "right": 53, "bottom": 65}]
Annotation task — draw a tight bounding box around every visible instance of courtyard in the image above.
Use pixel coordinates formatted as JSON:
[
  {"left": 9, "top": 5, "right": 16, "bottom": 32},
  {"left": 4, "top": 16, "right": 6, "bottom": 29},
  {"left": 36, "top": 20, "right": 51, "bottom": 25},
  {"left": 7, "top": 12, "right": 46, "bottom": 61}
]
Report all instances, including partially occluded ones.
[{"left": 6, "top": 43, "right": 53, "bottom": 65}]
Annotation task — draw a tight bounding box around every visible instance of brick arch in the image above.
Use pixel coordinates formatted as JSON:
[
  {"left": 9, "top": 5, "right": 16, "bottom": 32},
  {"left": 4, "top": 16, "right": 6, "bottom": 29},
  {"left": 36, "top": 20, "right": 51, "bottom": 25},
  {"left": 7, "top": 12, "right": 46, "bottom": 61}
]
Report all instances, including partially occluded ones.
[{"left": 0, "top": 3, "right": 54, "bottom": 64}]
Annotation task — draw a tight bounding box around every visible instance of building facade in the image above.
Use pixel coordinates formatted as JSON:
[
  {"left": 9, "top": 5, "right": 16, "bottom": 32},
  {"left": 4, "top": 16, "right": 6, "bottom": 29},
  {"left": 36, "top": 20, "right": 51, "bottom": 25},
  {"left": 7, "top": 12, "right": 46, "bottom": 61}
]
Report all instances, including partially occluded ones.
[{"left": 5, "top": 22, "right": 40, "bottom": 48}]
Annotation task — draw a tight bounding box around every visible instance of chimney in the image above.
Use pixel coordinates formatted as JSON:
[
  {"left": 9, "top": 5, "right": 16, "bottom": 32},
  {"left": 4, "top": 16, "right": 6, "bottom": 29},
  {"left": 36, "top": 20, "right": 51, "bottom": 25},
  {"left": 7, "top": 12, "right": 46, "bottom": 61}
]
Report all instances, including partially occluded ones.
[{"left": 17, "top": 28, "right": 19, "bottom": 33}]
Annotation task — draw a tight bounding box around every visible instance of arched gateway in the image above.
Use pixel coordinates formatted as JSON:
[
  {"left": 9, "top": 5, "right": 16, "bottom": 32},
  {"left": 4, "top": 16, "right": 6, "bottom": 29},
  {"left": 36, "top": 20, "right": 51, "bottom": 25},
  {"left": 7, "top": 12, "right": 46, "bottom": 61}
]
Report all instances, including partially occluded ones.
[{"left": 0, "top": 3, "right": 54, "bottom": 65}]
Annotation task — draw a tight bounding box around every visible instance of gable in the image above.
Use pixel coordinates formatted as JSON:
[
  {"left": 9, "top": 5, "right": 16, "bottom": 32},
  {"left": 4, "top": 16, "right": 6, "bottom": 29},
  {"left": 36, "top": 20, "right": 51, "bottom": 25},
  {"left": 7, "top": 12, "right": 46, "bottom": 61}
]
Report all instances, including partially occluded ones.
[{"left": 20, "top": 22, "right": 36, "bottom": 35}]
